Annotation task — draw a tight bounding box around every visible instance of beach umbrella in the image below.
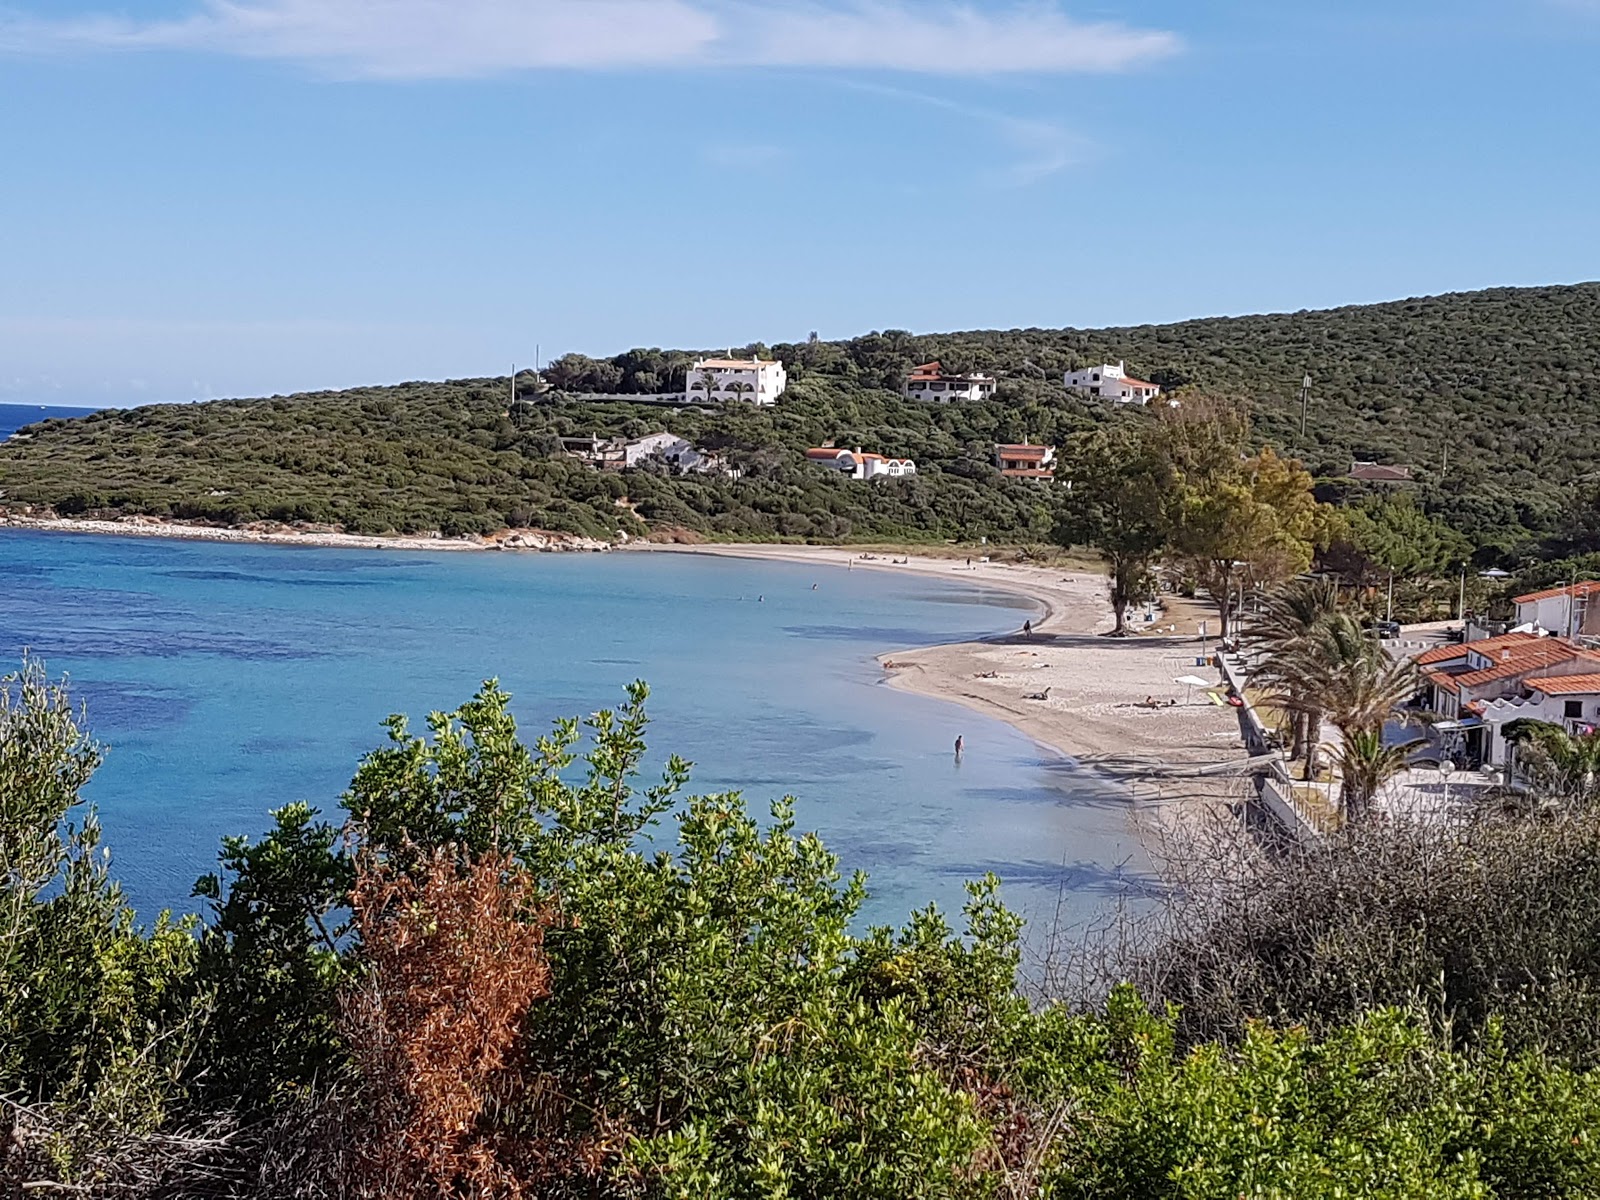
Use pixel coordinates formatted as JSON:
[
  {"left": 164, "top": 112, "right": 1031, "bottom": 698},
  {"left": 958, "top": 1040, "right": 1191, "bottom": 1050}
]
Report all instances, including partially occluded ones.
[{"left": 1174, "top": 674, "right": 1213, "bottom": 704}]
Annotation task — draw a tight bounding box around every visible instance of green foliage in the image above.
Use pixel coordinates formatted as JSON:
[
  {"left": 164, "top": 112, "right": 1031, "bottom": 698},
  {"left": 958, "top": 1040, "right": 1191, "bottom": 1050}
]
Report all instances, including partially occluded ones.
[
  {"left": 0, "top": 659, "right": 202, "bottom": 1164},
  {"left": 190, "top": 803, "right": 353, "bottom": 1109},
  {"left": 1043, "top": 998, "right": 1600, "bottom": 1199},
  {"left": 1052, "top": 421, "right": 1174, "bottom": 634},
  {"left": 14, "top": 664, "right": 1600, "bottom": 1194},
  {"left": 17, "top": 281, "right": 1599, "bottom": 555}
]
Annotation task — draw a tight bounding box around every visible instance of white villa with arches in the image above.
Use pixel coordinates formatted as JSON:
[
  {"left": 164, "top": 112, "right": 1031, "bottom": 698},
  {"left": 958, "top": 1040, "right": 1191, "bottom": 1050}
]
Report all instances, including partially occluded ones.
[{"left": 684, "top": 357, "right": 787, "bottom": 406}]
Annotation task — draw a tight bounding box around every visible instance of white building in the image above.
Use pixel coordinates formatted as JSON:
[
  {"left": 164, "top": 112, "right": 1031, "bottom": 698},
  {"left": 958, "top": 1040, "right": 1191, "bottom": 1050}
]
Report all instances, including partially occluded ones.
[
  {"left": 1513, "top": 581, "right": 1600, "bottom": 637},
  {"left": 805, "top": 447, "right": 917, "bottom": 481},
  {"left": 684, "top": 357, "right": 787, "bottom": 406},
  {"left": 904, "top": 361, "right": 997, "bottom": 403},
  {"left": 1479, "top": 671, "right": 1600, "bottom": 768},
  {"left": 1064, "top": 362, "right": 1160, "bottom": 405}
]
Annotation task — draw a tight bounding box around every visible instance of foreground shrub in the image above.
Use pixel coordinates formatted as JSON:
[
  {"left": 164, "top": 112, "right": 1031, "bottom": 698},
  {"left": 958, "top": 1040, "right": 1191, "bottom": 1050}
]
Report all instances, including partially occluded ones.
[
  {"left": 1134, "top": 813, "right": 1600, "bottom": 1064},
  {"left": 8, "top": 665, "right": 1600, "bottom": 1196},
  {"left": 344, "top": 849, "right": 553, "bottom": 1197}
]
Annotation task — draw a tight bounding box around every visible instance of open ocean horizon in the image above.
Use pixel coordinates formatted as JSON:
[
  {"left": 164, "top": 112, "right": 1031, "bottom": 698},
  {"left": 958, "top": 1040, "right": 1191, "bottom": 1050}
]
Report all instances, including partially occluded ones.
[
  {"left": 0, "top": 402, "right": 100, "bottom": 441},
  {"left": 0, "top": 529, "right": 1153, "bottom": 933}
]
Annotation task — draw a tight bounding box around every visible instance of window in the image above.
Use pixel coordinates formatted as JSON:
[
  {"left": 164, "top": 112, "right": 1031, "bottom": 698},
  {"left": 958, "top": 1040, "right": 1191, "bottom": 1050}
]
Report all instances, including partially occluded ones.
[
  {"left": 1092, "top": 372, "right": 1100, "bottom": 381},
  {"left": 1567, "top": 700, "right": 1585, "bottom": 719}
]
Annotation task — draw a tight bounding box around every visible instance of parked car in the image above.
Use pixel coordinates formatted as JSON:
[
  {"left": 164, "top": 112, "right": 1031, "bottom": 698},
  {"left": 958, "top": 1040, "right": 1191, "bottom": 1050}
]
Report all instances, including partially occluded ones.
[{"left": 1370, "top": 620, "right": 1401, "bottom": 639}]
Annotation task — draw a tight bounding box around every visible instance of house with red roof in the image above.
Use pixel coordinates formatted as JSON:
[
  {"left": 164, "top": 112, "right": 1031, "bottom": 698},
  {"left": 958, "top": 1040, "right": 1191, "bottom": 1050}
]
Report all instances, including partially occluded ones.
[
  {"left": 1064, "top": 362, "right": 1160, "bottom": 405},
  {"left": 1415, "top": 632, "right": 1600, "bottom": 765},
  {"left": 903, "top": 361, "right": 997, "bottom": 403},
  {"left": 994, "top": 442, "right": 1057, "bottom": 479}
]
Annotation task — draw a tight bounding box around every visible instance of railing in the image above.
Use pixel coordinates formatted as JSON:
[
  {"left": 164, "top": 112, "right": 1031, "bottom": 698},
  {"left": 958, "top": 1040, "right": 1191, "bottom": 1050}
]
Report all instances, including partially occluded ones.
[{"left": 1217, "top": 652, "right": 1324, "bottom": 844}]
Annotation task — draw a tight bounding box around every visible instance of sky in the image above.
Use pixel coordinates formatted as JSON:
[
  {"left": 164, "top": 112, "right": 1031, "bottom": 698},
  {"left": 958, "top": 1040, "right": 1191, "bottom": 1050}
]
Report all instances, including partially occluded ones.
[{"left": 1, "top": 0, "right": 1597, "bottom": 406}]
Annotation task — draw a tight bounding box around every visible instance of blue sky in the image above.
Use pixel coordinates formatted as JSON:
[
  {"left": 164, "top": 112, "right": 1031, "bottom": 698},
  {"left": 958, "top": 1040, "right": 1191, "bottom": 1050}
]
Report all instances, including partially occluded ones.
[{"left": 2, "top": 0, "right": 1597, "bottom": 406}]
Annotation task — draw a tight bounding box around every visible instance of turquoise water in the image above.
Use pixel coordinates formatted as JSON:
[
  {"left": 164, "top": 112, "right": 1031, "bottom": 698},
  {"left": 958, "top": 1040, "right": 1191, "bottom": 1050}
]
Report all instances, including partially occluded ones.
[{"left": 0, "top": 530, "right": 1151, "bottom": 930}]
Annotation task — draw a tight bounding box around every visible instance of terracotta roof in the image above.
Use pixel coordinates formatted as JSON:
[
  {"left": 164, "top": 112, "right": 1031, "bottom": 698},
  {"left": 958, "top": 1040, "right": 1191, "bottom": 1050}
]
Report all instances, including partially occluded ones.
[
  {"left": 806, "top": 448, "right": 849, "bottom": 460},
  {"left": 1121, "top": 377, "right": 1158, "bottom": 390},
  {"left": 1451, "top": 642, "right": 1598, "bottom": 692},
  {"left": 1414, "top": 631, "right": 1537, "bottom": 666},
  {"left": 1514, "top": 580, "right": 1600, "bottom": 605},
  {"left": 1527, "top": 673, "right": 1600, "bottom": 696}
]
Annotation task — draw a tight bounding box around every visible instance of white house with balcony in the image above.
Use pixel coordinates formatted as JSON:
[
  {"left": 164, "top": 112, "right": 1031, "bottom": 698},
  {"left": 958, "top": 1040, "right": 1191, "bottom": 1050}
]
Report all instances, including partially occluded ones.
[
  {"left": 805, "top": 447, "right": 916, "bottom": 481},
  {"left": 903, "top": 361, "right": 997, "bottom": 403},
  {"left": 1064, "top": 362, "right": 1160, "bottom": 404},
  {"left": 684, "top": 357, "right": 787, "bottom": 406}
]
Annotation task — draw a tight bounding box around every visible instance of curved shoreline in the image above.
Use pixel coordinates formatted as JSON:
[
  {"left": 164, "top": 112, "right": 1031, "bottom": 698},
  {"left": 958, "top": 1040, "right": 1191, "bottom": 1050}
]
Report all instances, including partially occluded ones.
[
  {"left": 627, "top": 544, "right": 1245, "bottom": 814},
  {"left": 4, "top": 522, "right": 1244, "bottom": 812}
]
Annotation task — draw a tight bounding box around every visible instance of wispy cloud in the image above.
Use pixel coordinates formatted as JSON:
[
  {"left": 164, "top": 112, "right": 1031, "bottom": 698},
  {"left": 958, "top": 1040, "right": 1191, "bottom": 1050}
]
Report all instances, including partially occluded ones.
[
  {"left": 837, "top": 78, "right": 1091, "bottom": 186},
  {"left": 0, "top": 0, "right": 1180, "bottom": 79}
]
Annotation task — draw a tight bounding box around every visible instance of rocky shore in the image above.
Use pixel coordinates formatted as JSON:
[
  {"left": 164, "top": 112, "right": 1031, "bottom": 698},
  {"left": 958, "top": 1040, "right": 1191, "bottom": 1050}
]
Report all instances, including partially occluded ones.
[{"left": 0, "top": 508, "right": 613, "bottom": 553}]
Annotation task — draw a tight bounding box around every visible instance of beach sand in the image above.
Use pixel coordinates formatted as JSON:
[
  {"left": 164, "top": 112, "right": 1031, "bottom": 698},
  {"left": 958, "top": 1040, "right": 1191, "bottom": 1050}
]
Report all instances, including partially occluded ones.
[
  {"left": 0, "top": 513, "right": 609, "bottom": 553},
  {"left": 631, "top": 544, "right": 1253, "bottom": 828}
]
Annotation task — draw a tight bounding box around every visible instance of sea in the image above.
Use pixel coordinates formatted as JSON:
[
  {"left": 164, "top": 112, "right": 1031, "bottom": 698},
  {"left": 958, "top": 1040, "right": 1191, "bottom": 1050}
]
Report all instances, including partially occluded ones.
[
  {"left": 0, "top": 402, "right": 100, "bottom": 441},
  {"left": 0, "top": 530, "right": 1152, "bottom": 936}
]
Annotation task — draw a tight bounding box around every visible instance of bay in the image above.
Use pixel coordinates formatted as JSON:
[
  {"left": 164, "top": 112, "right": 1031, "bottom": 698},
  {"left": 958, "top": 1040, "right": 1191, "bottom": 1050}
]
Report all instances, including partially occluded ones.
[{"left": 0, "top": 530, "right": 1152, "bottom": 931}]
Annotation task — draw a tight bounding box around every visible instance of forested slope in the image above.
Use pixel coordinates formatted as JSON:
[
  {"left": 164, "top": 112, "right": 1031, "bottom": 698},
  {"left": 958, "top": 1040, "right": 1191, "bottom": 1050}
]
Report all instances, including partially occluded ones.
[{"left": 2, "top": 282, "right": 1596, "bottom": 556}]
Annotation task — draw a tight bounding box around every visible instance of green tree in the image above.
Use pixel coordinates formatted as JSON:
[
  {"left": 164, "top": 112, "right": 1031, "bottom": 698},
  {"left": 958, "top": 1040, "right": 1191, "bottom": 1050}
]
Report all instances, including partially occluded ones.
[{"left": 1053, "top": 423, "right": 1174, "bottom": 635}]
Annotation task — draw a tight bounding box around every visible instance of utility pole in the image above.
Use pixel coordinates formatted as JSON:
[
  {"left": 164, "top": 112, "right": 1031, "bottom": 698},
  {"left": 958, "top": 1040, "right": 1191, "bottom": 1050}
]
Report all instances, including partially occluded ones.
[
  {"left": 1387, "top": 571, "right": 1395, "bottom": 623},
  {"left": 1299, "top": 373, "right": 1312, "bottom": 437},
  {"left": 1458, "top": 563, "right": 1467, "bottom": 623}
]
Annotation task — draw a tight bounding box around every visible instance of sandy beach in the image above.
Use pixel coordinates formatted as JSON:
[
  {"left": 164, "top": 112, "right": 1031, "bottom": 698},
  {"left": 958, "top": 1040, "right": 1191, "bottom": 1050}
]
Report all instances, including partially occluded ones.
[
  {"left": 0, "top": 512, "right": 610, "bottom": 553},
  {"left": 632, "top": 543, "right": 1252, "bottom": 824}
]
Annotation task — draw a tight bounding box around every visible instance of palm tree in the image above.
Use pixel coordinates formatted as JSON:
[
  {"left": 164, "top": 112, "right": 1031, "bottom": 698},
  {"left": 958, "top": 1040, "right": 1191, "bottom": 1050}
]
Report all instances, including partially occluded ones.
[
  {"left": 1501, "top": 720, "right": 1600, "bottom": 808},
  {"left": 1250, "top": 578, "right": 1341, "bottom": 770},
  {"left": 1331, "top": 726, "right": 1425, "bottom": 823},
  {"left": 691, "top": 367, "right": 722, "bottom": 404},
  {"left": 727, "top": 380, "right": 755, "bottom": 405},
  {"left": 1266, "top": 610, "right": 1423, "bottom": 820}
]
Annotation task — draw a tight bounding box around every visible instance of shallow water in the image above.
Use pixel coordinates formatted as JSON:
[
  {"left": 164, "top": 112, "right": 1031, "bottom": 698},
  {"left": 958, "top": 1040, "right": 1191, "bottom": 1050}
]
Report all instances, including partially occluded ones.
[{"left": 0, "top": 530, "right": 1153, "bottom": 931}]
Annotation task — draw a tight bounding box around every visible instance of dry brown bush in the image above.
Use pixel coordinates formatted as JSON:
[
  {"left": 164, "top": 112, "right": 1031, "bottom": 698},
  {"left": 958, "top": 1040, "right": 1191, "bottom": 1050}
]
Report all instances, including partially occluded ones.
[{"left": 343, "top": 849, "right": 553, "bottom": 1199}]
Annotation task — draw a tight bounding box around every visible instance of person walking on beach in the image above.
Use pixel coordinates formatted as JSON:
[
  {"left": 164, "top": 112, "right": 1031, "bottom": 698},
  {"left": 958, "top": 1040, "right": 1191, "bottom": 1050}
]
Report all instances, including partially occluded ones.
[
  {"left": 1023, "top": 619, "right": 1033, "bottom": 638},
  {"left": 954, "top": 734, "right": 964, "bottom": 760}
]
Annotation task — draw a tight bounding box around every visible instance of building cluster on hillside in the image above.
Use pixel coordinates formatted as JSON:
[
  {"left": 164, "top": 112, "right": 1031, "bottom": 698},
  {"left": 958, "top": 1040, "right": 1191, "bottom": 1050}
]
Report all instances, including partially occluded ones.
[
  {"left": 1415, "top": 582, "right": 1600, "bottom": 771},
  {"left": 661, "top": 351, "right": 1172, "bottom": 409},
  {"left": 560, "top": 432, "right": 737, "bottom": 477}
]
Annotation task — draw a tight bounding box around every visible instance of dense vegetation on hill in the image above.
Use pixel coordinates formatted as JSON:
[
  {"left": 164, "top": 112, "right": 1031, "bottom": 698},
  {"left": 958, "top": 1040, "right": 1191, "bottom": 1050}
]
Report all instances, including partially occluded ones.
[
  {"left": 2, "top": 283, "right": 1596, "bottom": 561},
  {"left": 12, "top": 657, "right": 1600, "bottom": 1197}
]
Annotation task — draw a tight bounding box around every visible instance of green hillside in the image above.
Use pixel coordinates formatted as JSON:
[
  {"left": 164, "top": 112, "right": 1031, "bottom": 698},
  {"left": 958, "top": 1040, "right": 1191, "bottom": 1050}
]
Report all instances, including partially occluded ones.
[{"left": 2, "top": 282, "right": 1596, "bottom": 557}]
